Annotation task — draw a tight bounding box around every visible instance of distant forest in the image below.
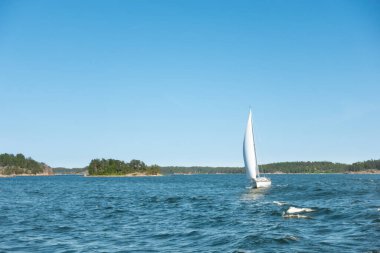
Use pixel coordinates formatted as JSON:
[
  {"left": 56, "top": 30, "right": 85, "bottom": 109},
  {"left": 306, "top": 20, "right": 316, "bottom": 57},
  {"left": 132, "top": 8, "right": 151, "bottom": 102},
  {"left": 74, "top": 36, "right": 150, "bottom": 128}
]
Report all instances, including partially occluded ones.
[
  {"left": 1, "top": 153, "right": 379, "bottom": 175},
  {"left": 264, "top": 160, "right": 380, "bottom": 173},
  {"left": 0, "top": 153, "right": 49, "bottom": 175},
  {"left": 160, "top": 166, "right": 245, "bottom": 174},
  {"left": 53, "top": 167, "right": 86, "bottom": 174},
  {"left": 160, "top": 160, "right": 380, "bottom": 174},
  {"left": 87, "top": 159, "right": 160, "bottom": 176}
]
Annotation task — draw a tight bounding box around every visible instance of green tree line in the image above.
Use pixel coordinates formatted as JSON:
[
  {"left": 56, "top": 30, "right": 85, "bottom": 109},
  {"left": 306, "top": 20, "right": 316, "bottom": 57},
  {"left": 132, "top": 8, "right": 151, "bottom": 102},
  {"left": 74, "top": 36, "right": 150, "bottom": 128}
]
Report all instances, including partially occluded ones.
[
  {"left": 160, "top": 166, "right": 245, "bottom": 174},
  {"left": 0, "top": 153, "right": 46, "bottom": 175},
  {"left": 52, "top": 167, "right": 87, "bottom": 174},
  {"left": 2, "top": 152, "right": 379, "bottom": 175},
  {"left": 87, "top": 159, "right": 160, "bottom": 176},
  {"left": 160, "top": 159, "right": 380, "bottom": 174},
  {"left": 260, "top": 161, "right": 348, "bottom": 173},
  {"left": 347, "top": 159, "right": 380, "bottom": 171}
]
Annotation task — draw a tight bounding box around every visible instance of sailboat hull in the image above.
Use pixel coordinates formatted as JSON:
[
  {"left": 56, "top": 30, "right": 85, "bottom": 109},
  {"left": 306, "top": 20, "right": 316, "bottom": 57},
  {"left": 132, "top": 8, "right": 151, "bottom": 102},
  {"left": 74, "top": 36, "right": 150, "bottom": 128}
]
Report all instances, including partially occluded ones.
[{"left": 252, "top": 177, "right": 271, "bottom": 188}]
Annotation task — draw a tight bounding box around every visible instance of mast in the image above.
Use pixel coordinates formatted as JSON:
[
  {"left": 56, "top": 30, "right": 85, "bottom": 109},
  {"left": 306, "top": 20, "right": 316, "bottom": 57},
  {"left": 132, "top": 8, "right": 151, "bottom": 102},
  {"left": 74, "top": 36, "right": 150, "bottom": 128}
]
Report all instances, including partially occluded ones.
[{"left": 250, "top": 109, "right": 260, "bottom": 177}]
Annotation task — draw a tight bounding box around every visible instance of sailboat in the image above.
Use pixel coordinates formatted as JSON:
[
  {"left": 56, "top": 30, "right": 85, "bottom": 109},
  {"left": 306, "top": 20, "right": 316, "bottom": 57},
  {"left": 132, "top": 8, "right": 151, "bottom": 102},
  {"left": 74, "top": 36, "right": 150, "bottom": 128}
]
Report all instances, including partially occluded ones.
[{"left": 243, "top": 109, "right": 271, "bottom": 188}]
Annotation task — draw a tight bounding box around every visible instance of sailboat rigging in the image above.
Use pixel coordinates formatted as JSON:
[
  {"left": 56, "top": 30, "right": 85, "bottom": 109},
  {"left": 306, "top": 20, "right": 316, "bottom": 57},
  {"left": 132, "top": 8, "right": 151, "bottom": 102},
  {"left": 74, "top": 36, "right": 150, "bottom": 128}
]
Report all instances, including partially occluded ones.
[{"left": 243, "top": 109, "right": 271, "bottom": 188}]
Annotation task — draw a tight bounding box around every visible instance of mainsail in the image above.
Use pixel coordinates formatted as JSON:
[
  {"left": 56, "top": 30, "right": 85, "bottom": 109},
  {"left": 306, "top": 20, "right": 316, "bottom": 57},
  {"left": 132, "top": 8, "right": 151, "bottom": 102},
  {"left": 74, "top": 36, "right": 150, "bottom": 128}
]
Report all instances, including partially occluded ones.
[{"left": 243, "top": 110, "right": 259, "bottom": 179}]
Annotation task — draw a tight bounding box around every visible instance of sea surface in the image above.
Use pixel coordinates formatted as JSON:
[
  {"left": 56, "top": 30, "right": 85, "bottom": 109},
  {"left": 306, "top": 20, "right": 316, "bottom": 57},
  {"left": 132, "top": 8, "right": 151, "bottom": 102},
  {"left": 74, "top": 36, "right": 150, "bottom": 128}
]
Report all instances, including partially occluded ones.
[{"left": 0, "top": 174, "right": 379, "bottom": 252}]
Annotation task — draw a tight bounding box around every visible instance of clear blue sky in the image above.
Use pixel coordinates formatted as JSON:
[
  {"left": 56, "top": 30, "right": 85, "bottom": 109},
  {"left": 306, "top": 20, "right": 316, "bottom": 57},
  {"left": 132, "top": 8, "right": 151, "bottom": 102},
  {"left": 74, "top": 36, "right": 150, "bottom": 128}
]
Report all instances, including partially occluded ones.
[{"left": 0, "top": 0, "right": 379, "bottom": 168}]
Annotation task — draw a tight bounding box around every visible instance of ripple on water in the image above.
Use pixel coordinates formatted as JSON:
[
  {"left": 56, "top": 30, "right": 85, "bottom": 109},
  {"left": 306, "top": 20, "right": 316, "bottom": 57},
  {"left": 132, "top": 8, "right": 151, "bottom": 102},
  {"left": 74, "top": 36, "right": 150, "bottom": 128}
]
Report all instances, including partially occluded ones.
[
  {"left": 274, "top": 235, "right": 299, "bottom": 244},
  {"left": 0, "top": 174, "right": 379, "bottom": 252}
]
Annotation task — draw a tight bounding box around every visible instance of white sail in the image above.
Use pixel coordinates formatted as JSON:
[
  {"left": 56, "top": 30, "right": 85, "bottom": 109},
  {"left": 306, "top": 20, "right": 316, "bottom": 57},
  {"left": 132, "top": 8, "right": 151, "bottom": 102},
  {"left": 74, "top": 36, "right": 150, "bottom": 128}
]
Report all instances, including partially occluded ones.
[{"left": 243, "top": 110, "right": 259, "bottom": 179}]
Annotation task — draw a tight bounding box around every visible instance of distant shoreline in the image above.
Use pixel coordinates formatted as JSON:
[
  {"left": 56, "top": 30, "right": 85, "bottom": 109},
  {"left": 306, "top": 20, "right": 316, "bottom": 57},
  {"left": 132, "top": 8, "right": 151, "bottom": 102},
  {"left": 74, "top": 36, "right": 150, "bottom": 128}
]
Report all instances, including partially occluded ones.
[
  {"left": 84, "top": 173, "right": 163, "bottom": 178},
  {"left": 164, "top": 171, "right": 380, "bottom": 175},
  {"left": 0, "top": 173, "right": 53, "bottom": 178},
  {"left": 266, "top": 170, "right": 380, "bottom": 175},
  {"left": 1, "top": 171, "right": 379, "bottom": 178},
  {"left": 3, "top": 153, "right": 379, "bottom": 177}
]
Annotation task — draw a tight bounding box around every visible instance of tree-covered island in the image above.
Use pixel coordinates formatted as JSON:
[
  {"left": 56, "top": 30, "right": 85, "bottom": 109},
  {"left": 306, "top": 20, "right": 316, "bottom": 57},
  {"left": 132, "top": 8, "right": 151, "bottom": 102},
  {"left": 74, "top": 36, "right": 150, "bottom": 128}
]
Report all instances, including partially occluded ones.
[
  {"left": 87, "top": 158, "right": 161, "bottom": 176},
  {"left": 1, "top": 153, "right": 378, "bottom": 176},
  {"left": 0, "top": 153, "right": 52, "bottom": 176}
]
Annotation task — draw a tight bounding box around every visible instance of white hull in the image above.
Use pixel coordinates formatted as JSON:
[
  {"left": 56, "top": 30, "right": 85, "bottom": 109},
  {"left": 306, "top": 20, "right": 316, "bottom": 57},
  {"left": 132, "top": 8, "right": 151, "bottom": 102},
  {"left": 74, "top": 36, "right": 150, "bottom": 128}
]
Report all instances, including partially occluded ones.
[{"left": 252, "top": 177, "right": 271, "bottom": 188}]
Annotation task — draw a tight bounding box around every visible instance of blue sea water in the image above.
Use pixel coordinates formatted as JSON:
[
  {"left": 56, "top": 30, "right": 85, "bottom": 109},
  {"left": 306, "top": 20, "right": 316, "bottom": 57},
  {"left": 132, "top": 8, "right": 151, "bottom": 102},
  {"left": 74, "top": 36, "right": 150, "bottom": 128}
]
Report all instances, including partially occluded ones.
[{"left": 0, "top": 174, "right": 379, "bottom": 252}]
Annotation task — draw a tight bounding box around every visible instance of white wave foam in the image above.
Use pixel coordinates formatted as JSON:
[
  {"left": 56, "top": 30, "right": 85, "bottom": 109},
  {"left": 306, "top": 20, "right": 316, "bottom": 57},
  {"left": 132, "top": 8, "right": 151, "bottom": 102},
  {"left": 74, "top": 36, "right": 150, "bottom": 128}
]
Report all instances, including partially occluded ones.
[
  {"left": 284, "top": 235, "right": 299, "bottom": 241},
  {"left": 286, "top": 206, "right": 315, "bottom": 214},
  {"left": 282, "top": 213, "right": 310, "bottom": 219},
  {"left": 273, "top": 201, "right": 288, "bottom": 206}
]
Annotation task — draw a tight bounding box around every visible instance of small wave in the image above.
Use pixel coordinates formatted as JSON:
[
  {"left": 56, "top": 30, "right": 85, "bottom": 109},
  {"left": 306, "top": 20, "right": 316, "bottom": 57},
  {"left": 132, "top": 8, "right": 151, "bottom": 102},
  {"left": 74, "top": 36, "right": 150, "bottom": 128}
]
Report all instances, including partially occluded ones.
[
  {"left": 153, "top": 232, "right": 172, "bottom": 239},
  {"left": 284, "top": 235, "right": 299, "bottom": 241},
  {"left": 189, "top": 196, "right": 210, "bottom": 201},
  {"left": 55, "top": 225, "right": 73, "bottom": 232},
  {"left": 273, "top": 201, "right": 288, "bottom": 206},
  {"left": 282, "top": 213, "right": 311, "bottom": 219},
  {"left": 149, "top": 196, "right": 159, "bottom": 203},
  {"left": 286, "top": 206, "right": 315, "bottom": 214},
  {"left": 185, "top": 230, "right": 200, "bottom": 236},
  {"left": 275, "top": 235, "right": 299, "bottom": 243},
  {"left": 165, "top": 196, "right": 182, "bottom": 203}
]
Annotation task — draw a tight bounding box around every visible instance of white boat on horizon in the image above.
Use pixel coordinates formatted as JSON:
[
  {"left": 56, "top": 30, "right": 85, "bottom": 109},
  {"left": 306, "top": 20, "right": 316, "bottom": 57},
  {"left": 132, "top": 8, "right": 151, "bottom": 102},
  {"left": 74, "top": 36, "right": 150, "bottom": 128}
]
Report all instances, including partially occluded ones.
[{"left": 243, "top": 109, "right": 271, "bottom": 188}]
